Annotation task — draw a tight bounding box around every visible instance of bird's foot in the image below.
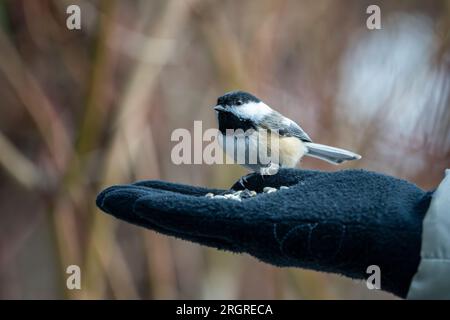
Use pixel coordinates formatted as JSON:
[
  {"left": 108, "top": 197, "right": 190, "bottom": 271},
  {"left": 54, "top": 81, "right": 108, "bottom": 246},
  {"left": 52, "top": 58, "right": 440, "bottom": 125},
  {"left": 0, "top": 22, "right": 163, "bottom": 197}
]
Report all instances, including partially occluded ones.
[
  {"left": 237, "top": 173, "right": 252, "bottom": 189},
  {"left": 260, "top": 162, "right": 280, "bottom": 176}
]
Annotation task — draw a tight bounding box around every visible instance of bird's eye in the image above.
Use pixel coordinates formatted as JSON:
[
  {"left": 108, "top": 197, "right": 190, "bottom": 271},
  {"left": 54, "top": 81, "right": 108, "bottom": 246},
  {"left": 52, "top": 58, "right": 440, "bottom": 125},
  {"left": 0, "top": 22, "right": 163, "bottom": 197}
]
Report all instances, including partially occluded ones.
[{"left": 236, "top": 100, "right": 243, "bottom": 106}]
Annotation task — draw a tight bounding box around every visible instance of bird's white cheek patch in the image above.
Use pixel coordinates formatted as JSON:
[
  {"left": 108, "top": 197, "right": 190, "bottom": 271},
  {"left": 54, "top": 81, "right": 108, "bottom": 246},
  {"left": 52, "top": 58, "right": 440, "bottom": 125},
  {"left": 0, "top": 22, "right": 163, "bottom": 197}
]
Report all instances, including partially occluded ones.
[{"left": 234, "top": 101, "right": 272, "bottom": 121}]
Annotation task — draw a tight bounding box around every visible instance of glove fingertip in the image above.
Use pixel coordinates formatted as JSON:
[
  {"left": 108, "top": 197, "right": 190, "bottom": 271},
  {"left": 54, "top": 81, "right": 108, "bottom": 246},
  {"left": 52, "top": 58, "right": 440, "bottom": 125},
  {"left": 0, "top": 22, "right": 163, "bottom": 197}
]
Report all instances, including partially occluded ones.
[
  {"left": 96, "top": 186, "right": 153, "bottom": 218},
  {"left": 96, "top": 186, "right": 121, "bottom": 213}
]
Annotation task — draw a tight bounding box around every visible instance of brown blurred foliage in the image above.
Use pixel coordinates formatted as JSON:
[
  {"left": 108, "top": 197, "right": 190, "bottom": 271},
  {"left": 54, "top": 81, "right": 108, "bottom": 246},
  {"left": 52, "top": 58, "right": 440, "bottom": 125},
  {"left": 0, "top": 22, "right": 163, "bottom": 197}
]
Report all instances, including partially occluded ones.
[{"left": 0, "top": 0, "right": 448, "bottom": 299}]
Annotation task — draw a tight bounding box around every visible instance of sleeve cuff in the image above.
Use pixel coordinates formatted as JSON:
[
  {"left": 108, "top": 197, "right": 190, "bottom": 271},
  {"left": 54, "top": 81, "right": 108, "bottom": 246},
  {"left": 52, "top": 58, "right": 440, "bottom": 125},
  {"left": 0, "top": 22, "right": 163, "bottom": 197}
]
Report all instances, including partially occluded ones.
[{"left": 407, "top": 169, "right": 450, "bottom": 299}]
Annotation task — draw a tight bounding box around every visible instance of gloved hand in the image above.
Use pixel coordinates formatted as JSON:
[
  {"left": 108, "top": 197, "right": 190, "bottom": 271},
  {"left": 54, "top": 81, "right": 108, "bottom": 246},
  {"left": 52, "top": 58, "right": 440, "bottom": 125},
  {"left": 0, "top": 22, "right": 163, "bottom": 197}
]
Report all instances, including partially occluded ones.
[{"left": 96, "top": 169, "right": 433, "bottom": 298}]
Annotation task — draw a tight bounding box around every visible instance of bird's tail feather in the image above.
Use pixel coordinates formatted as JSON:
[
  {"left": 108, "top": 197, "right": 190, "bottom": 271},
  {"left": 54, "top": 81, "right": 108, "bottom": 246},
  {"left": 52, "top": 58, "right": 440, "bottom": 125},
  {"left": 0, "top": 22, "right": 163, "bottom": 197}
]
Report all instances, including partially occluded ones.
[{"left": 304, "top": 142, "right": 361, "bottom": 165}]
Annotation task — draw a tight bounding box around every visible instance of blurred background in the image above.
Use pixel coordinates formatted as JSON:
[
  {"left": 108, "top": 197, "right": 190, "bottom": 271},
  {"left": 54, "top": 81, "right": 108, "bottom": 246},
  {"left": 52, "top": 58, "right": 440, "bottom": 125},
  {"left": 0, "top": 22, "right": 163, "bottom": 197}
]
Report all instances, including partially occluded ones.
[{"left": 0, "top": 0, "right": 449, "bottom": 299}]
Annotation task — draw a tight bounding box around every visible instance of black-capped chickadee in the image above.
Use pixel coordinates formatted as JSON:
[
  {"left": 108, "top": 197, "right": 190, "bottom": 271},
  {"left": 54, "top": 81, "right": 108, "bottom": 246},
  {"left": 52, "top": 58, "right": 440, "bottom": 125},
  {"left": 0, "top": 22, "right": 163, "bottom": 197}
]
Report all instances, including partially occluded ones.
[{"left": 214, "top": 90, "right": 361, "bottom": 175}]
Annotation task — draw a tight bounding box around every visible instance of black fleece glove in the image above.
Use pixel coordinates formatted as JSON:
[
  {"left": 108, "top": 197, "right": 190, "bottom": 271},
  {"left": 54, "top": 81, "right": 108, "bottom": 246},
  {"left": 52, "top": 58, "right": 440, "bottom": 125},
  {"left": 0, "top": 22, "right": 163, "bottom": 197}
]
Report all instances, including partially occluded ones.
[{"left": 96, "top": 169, "right": 433, "bottom": 298}]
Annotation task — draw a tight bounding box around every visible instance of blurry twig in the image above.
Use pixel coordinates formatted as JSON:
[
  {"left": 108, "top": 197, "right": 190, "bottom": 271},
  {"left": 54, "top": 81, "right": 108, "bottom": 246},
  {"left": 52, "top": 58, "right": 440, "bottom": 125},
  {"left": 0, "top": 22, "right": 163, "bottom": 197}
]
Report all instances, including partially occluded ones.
[
  {"left": 0, "top": 29, "right": 72, "bottom": 173},
  {"left": 0, "top": 131, "right": 43, "bottom": 189}
]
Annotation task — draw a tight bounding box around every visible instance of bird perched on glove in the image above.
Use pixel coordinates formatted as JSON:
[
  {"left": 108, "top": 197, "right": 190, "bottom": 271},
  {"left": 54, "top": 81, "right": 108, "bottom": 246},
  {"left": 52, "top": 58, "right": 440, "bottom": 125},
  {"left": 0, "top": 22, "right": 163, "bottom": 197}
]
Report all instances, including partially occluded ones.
[{"left": 214, "top": 90, "right": 361, "bottom": 175}]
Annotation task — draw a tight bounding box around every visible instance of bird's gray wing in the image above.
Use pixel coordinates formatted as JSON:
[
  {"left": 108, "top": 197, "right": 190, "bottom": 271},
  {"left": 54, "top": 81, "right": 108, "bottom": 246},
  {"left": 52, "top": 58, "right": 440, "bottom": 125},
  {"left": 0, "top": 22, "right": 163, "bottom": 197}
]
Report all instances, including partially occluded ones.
[{"left": 260, "top": 112, "right": 312, "bottom": 142}]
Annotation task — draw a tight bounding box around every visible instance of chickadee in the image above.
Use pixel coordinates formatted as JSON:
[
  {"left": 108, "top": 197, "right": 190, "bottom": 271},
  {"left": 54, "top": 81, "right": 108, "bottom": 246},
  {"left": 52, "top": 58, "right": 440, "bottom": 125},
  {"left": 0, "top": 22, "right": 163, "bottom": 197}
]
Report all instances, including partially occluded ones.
[{"left": 214, "top": 90, "right": 361, "bottom": 175}]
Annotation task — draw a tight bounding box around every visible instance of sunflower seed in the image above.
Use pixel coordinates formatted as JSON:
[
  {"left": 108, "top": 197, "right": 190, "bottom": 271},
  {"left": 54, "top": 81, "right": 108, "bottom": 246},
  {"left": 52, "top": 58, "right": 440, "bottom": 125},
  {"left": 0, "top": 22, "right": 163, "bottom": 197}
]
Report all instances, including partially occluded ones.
[{"left": 263, "top": 187, "right": 277, "bottom": 193}]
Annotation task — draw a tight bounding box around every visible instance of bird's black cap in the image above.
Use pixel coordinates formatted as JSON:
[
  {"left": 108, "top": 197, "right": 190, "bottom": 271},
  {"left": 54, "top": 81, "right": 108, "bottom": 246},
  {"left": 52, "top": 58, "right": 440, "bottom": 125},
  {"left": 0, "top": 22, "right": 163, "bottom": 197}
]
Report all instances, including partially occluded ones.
[{"left": 217, "top": 90, "right": 260, "bottom": 107}]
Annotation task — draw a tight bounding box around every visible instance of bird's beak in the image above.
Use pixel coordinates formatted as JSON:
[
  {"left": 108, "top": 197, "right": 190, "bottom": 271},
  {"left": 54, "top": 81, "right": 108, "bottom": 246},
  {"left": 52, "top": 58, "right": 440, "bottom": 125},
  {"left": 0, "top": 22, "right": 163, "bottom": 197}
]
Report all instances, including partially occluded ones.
[{"left": 214, "top": 105, "right": 226, "bottom": 112}]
